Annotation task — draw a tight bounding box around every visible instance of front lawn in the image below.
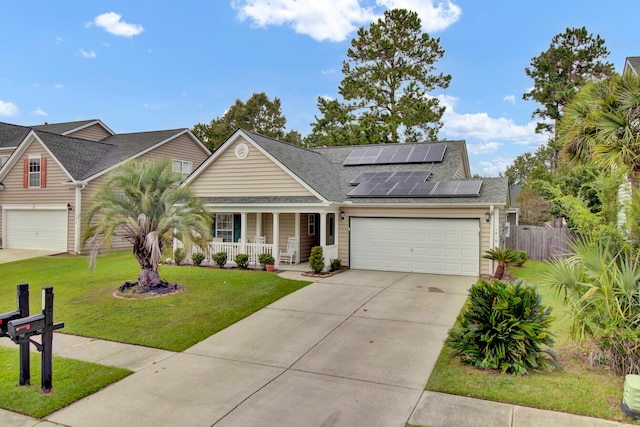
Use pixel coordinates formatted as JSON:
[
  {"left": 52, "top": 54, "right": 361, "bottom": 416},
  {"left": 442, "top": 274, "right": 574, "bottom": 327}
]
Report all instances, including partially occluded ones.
[
  {"left": 425, "top": 260, "right": 632, "bottom": 423},
  {"left": 0, "top": 347, "right": 131, "bottom": 418},
  {"left": 0, "top": 251, "right": 311, "bottom": 351}
]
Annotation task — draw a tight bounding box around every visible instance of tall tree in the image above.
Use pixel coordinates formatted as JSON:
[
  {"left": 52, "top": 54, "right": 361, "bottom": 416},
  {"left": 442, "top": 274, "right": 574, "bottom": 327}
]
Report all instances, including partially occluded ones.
[
  {"left": 310, "top": 8, "right": 451, "bottom": 145},
  {"left": 523, "top": 27, "right": 614, "bottom": 171},
  {"left": 83, "top": 159, "right": 211, "bottom": 291},
  {"left": 192, "top": 92, "right": 289, "bottom": 151}
]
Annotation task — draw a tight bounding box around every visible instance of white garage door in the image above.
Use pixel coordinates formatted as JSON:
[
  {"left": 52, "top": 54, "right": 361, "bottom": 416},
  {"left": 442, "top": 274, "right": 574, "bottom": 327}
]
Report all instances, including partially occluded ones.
[
  {"left": 350, "top": 217, "right": 479, "bottom": 276},
  {"left": 5, "top": 209, "right": 68, "bottom": 252}
]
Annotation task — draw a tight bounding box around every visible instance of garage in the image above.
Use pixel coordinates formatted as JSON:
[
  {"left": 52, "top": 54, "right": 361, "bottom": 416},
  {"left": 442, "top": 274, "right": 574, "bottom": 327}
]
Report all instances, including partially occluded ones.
[
  {"left": 349, "top": 217, "right": 480, "bottom": 276},
  {"left": 4, "top": 209, "right": 68, "bottom": 252}
]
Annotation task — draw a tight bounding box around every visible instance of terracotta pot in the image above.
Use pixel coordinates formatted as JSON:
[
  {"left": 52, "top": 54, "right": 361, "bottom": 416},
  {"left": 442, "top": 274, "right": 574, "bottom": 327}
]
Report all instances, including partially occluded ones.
[{"left": 266, "top": 264, "right": 275, "bottom": 272}]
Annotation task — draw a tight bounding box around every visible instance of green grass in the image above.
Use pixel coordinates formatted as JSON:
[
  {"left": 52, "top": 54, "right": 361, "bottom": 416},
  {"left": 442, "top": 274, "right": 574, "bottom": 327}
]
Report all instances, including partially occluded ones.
[
  {"left": 426, "top": 260, "right": 634, "bottom": 424},
  {"left": 0, "top": 251, "right": 311, "bottom": 351},
  {"left": 0, "top": 347, "right": 131, "bottom": 418}
]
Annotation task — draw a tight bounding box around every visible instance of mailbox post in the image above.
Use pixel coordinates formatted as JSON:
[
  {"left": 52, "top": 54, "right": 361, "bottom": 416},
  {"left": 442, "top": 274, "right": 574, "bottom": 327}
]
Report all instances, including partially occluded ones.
[
  {"left": 0, "top": 284, "right": 30, "bottom": 385},
  {"left": 6, "top": 285, "right": 64, "bottom": 393}
]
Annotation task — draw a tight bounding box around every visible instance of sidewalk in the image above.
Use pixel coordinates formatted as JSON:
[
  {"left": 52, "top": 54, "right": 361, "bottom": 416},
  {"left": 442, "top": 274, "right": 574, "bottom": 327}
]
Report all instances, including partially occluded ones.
[{"left": 0, "top": 270, "right": 636, "bottom": 427}]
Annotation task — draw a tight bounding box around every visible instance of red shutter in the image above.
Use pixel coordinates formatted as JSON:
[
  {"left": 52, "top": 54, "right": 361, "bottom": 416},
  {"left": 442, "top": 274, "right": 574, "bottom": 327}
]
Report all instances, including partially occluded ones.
[
  {"left": 23, "top": 158, "right": 28, "bottom": 188},
  {"left": 41, "top": 157, "right": 47, "bottom": 188}
]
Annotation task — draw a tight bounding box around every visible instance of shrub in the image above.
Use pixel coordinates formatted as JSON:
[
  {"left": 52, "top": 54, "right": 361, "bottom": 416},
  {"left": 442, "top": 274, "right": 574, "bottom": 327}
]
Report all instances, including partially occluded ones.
[
  {"left": 309, "top": 246, "right": 324, "bottom": 274},
  {"left": 173, "top": 247, "right": 186, "bottom": 265},
  {"left": 514, "top": 250, "right": 528, "bottom": 267},
  {"left": 212, "top": 251, "right": 227, "bottom": 268},
  {"left": 258, "top": 253, "right": 275, "bottom": 270},
  {"left": 446, "top": 279, "right": 558, "bottom": 375},
  {"left": 330, "top": 258, "right": 342, "bottom": 272},
  {"left": 191, "top": 252, "right": 205, "bottom": 266},
  {"left": 235, "top": 253, "right": 250, "bottom": 269}
]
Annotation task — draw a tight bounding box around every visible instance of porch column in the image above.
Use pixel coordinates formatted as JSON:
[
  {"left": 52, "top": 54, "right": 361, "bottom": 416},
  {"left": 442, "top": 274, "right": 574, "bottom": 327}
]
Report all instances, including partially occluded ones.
[
  {"left": 294, "top": 212, "right": 300, "bottom": 263},
  {"left": 240, "top": 212, "right": 248, "bottom": 254},
  {"left": 273, "top": 212, "right": 280, "bottom": 266},
  {"left": 320, "top": 212, "right": 328, "bottom": 268},
  {"left": 256, "top": 212, "right": 262, "bottom": 239}
]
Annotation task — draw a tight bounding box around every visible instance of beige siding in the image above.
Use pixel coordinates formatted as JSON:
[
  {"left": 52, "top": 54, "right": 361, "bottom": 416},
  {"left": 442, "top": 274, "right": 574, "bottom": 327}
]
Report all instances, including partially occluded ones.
[
  {"left": 338, "top": 206, "right": 493, "bottom": 276},
  {"left": 189, "top": 137, "right": 313, "bottom": 197},
  {"left": 66, "top": 123, "right": 112, "bottom": 141},
  {"left": 136, "top": 133, "right": 209, "bottom": 170},
  {"left": 0, "top": 140, "right": 75, "bottom": 251},
  {"left": 278, "top": 213, "right": 296, "bottom": 252}
]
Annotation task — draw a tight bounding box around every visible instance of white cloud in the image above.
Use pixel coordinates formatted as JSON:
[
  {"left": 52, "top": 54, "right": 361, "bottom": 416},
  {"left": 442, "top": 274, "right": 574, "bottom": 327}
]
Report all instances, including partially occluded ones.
[
  {"left": 377, "top": 0, "right": 461, "bottom": 32},
  {"left": 467, "top": 141, "right": 501, "bottom": 155},
  {"left": 478, "top": 157, "right": 513, "bottom": 176},
  {"left": 503, "top": 94, "right": 515, "bottom": 104},
  {"left": 31, "top": 108, "right": 47, "bottom": 116},
  {"left": 321, "top": 68, "right": 337, "bottom": 75},
  {"left": 231, "top": 0, "right": 460, "bottom": 42},
  {"left": 55, "top": 36, "right": 64, "bottom": 45},
  {"left": 0, "top": 100, "right": 19, "bottom": 116},
  {"left": 54, "top": 83, "right": 64, "bottom": 89},
  {"left": 438, "top": 94, "right": 546, "bottom": 147},
  {"left": 79, "top": 49, "right": 96, "bottom": 59},
  {"left": 90, "top": 12, "right": 144, "bottom": 37}
]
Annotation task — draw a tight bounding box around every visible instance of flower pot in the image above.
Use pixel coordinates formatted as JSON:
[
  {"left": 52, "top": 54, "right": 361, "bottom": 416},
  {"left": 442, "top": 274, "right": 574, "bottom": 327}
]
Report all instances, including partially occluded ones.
[{"left": 266, "top": 264, "right": 275, "bottom": 272}]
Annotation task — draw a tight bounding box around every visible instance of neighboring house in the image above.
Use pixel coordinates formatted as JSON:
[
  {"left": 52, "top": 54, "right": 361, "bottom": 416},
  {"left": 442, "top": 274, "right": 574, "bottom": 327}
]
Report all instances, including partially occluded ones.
[
  {"left": 623, "top": 56, "right": 640, "bottom": 76},
  {"left": 185, "top": 129, "right": 509, "bottom": 277},
  {"left": 0, "top": 119, "right": 210, "bottom": 253}
]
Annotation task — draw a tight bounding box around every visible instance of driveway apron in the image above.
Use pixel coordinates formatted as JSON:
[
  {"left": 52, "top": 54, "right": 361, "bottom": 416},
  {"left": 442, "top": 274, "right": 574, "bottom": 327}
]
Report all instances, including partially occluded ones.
[{"left": 47, "top": 271, "right": 473, "bottom": 427}]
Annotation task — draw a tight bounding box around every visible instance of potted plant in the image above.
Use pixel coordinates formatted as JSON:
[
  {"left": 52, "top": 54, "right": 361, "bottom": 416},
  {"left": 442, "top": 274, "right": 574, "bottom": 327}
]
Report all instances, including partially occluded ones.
[{"left": 259, "top": 253, "right": 275, "bottom": 271}]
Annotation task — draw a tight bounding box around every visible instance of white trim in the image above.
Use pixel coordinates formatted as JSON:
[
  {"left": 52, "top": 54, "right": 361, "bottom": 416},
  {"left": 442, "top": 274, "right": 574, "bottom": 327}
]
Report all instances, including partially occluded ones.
[
  {"left": 60, "top": 119, "right": 115, "bottom": 137},
  {"left": 3, "top": 204, "right": 69, "bottom": 211}
]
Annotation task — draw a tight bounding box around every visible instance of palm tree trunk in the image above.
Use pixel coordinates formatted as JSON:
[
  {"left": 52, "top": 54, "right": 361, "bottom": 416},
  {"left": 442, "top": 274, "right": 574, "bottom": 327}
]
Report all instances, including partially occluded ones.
[
  {"left": 138, "top": 268, "right": 162, "bottom": 291},
  {"left": 494, "top": 262, "right": 505, "bottom": 280}
]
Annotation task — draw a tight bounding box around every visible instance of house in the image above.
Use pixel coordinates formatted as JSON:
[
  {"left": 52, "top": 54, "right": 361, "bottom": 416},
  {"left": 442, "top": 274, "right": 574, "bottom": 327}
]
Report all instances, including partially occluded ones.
[
  {"left": 185, "top": 129, "right": 509, "bottom": 277},
  {"left": 0, "top": 119, "right": 210, "bottom": 253}
]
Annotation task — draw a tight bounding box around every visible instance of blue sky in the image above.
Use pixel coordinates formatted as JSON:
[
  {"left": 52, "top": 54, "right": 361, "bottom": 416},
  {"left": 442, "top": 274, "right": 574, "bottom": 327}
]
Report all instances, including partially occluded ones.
[{"left": 1, "top": 1, "right": 637, "bottom": 176}]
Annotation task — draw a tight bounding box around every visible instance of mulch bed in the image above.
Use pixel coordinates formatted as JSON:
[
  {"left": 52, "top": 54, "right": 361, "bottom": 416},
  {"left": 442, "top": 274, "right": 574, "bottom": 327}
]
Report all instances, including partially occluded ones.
[
  {"left": 301, "top": 268, "right": 347, "bottom": 278},
  {"left": 113, "top": 281, "right": 185, "bottom": 299}
]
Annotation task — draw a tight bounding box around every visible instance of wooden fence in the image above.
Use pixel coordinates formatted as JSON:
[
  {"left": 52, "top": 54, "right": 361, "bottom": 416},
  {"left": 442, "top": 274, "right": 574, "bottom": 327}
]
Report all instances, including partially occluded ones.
[{"left": 506, "top": 225, "right": 575, "bottom": 260}]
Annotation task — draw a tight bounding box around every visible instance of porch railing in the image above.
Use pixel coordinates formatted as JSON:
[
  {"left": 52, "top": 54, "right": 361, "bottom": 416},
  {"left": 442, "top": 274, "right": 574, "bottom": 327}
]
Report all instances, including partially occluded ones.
[{"left": 183, "top": 241, "right": 274, "bottom": 266}]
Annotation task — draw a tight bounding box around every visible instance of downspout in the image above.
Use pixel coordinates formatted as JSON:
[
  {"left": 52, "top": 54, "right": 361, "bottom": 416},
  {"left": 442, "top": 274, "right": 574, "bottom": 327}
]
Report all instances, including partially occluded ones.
[
  {"left": 489, "top": 204, "right": 495, "bottom": 275},
  {"left": 73, "top": 182, "right": 86, "bottom": 254}
]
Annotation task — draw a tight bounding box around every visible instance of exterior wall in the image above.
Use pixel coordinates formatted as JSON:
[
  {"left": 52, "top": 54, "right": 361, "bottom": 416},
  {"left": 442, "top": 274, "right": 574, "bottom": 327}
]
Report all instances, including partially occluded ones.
[
  {"left": 66, "top": 124, "right": 111, "bottom": 141},
  {"left": 338, "top": 206, "right": 493, "bottom": 277},
  {"left": 189, "top": 137, "right": 314, "bottom": 197},
  {"left": 278, "top": 213, "right": 296, "bottom": 255},
  {"left": 135, "top": 133, "right": 209, "bottom": 170},
  {"left": 0, "top": 139, "right": 75, "bottom": 251},
  {"left": 299, "top": 214, "right": 319, "bottom": 261}
]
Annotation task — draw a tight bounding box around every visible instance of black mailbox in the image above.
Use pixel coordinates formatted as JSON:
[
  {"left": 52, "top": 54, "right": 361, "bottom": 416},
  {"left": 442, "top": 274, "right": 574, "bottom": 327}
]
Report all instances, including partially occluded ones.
[
  {"left": 8, "top": 314, "right": 45, "bottom": 342},
  {"left": 0, "top": 310, "right": 22, "bottom": 336}
]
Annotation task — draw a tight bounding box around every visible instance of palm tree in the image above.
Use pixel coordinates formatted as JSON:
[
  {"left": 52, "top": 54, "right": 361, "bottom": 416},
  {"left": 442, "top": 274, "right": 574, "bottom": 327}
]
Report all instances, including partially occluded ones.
[
  {"left": 559, "top": 72, "right": 640, "bottom": 189},
  {"left": 482, "top": 247, "right": 520, "bottom": 280},
  {"left": 83, "top": 159, "right": 211, "bottom": 291}
]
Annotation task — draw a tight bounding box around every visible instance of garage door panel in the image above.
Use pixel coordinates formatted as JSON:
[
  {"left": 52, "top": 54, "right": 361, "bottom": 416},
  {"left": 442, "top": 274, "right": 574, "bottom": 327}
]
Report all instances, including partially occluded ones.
[
  {"left": 5, "top": 210, "right": 67, "bottom": 252},
  {"left": 350, "top": 217, "right": 479, "bottom": 276}
]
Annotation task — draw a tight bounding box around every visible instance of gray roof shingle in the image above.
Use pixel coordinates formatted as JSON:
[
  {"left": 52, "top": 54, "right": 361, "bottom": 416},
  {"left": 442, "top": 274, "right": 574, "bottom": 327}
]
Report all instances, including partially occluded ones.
[
  {"left": 31, "top": 120, "right": 103, "bottom": 135},
  {"left": 240, "top": 130, "right": 507, "bottom": 206},
  {"left": 0, "top": 122, "right": 31, "bottom": 148}
]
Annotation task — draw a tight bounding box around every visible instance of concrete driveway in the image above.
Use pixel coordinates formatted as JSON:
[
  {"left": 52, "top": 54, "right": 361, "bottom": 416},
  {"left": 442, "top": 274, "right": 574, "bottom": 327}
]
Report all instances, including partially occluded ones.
[
  {"left": 46, "top": 270, "right": 475, "bottom": 427},
  {"left": 0, "top": 249, "right": 62, "bottom": 263}
]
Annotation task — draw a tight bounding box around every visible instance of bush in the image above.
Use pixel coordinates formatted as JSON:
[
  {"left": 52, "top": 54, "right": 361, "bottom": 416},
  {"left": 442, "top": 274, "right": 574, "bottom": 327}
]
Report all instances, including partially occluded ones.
[
  {"left": 258, "top": 253, "right": 275, "bottom": 270},
  {"left": 212, "top": 251, "right": 228, "bottom": 268},
  {"left": 309, "top": 246, "right": 324, "bottom": 274},
  {"left": 330, "top": 258, "right": 342, "bottom": 272},
  {"left": 173, "top": 247, "right": 186, "bottom": 265},
  {"left": 446, "top": 279, "right": 558, "bottom": 375},
  {"left": 235, "top": 253, "right": 250, "bottom": 269},
  {"left": 483, "top": 247, "right": 520, "bottom": 279},
  {"left": 514, "top": 250, "right": 528, "bottom": 267},
  {"left": 191, "top": 252, "right": 205, "bottom": 266}
]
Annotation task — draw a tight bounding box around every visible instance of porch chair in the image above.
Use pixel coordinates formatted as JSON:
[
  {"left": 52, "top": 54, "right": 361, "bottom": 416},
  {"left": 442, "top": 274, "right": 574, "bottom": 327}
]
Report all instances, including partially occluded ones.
[
  {"left": 254, "top": 236, "right": 266, "bottom": 244},
  {"left": 279, "top": 237, "right": 298, "bottom": 264}
]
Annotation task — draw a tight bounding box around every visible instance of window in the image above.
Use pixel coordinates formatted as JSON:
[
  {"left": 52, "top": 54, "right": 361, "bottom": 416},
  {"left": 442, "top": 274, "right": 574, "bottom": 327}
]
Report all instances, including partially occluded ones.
[
  {"left": 308, "top": 214, "right": 316, "bottom": 235},
  {"left": 29, "top": 157, "right": 41, "bottom": 188},
  {"left": 215, "top": 214, "right": 234, "bottom": 242},
  {"left": 172, "top": 160, "right": 193, "bottom": 177}
]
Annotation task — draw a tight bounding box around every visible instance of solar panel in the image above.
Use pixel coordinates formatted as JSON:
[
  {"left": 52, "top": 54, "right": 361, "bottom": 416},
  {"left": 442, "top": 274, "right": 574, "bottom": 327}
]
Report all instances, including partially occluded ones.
[
  {"left": 347, "top": 179, "right": 482, "bottom": 198},
  {"left": 349, "top": 172, "right": 377, "bottom": 185},
  {"left": 349, "top": 171, "right": 432, "bottom": 185},
  {"left": 343, "top": 143, "right": 447, "bottom": 165}
]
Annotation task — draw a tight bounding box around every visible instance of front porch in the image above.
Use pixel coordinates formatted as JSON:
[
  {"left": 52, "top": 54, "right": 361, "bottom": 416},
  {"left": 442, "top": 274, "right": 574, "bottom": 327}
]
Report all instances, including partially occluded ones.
[{"left": 180, "top": 209, "right": 340, "bottom": 268}]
